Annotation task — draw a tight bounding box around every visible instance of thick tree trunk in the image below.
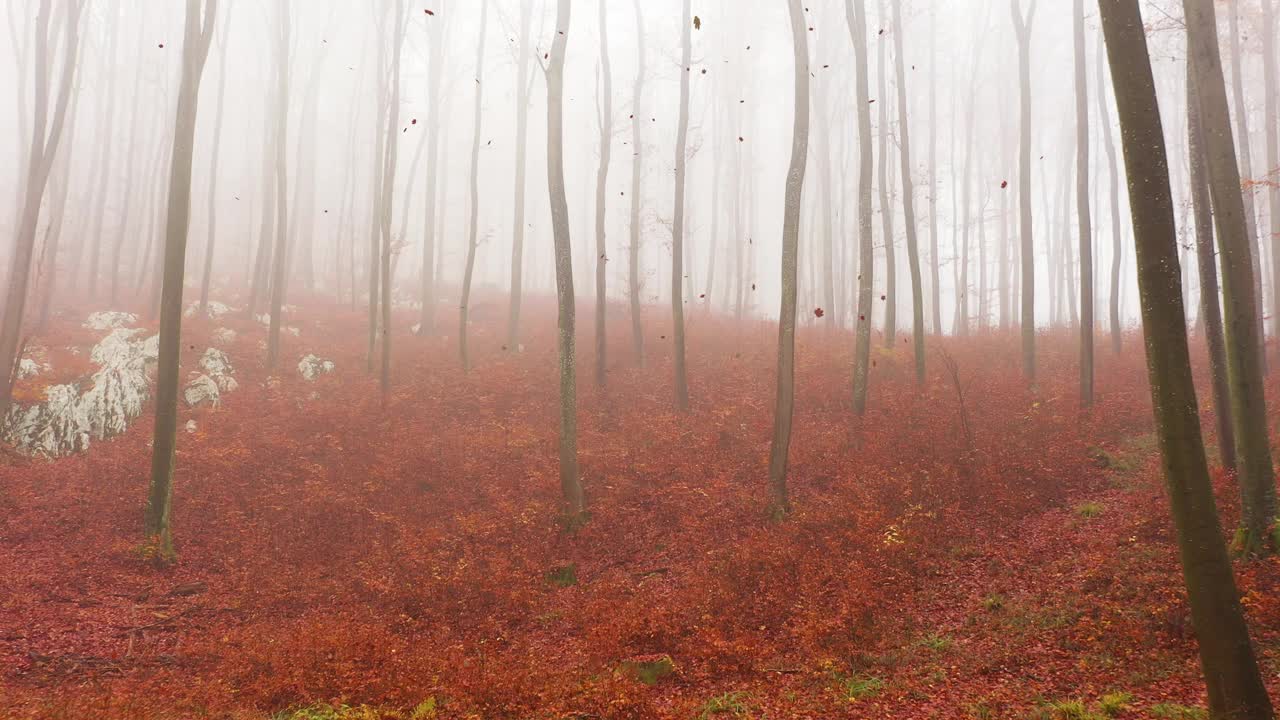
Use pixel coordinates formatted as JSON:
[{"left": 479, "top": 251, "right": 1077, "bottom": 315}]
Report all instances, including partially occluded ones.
[
  {"left": 1185, "top": 0, "right": 1278, "bottom": 557},
  {"left": 547, "top": 0, "right": 584, "bottom": 517},
  {"left": 145, "top": 0, "right": 217, "bottom": 560},
  {"left": 1099, "top": 3, "right": 1274, "bottom": 715},
  {"left": 768, "top": 0, "right": 810, "bottom": 517}
]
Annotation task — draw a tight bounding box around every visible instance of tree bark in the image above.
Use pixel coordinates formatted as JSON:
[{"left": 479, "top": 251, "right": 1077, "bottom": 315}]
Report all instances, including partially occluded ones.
[
  {"left": 847, "top": 0, "right": 874, "bottom": 414},
  {"left": 459, "top": 0, "right": 489, "bottom": 372},
  {"left": 628, "top": 0, "right": 646, "bottom": 365},
  {"left": 1096, "top": 37, "right": 1123, "bottom": 355},
  {"left": 594, "top": 1, "right": 613, "bottom": 386},
  {"left": 670, "top": 0, "right": 693, "bottom": 411},
  {"left": 1012, "top": 0, "right": 1036, "bottom": 380},
  {"left": 1075, "top": 0, "right": 1094, "bottom": 406},
  {"left": 547, "top": 0, "right": 584, "bottom": 517},
  {"left": 768, "top": 0, "right": 810, "bottom": 517},
  {"left": 145, "top": 0, "right": 218, "bottom": 560},
  {"left": 891, "top": 0, "right": 925, "bottom": 381},
  {"left": 506, "top": 0, "right": 534, "bottom": 348},
  {"left": 265, "top": 1, "right": 291, "bottom": 371}
]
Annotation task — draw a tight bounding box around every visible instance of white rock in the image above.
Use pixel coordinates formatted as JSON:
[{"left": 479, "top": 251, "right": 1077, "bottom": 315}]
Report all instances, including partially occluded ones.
[
  {"left": 183, "top": 300, "right": 233, "bottom": 319},
  {"left": 183, "top": 374, "right": 221, "bottom": 408},
  {"left": 297, "top": 354, "right": 335, "bottom": 381},
  {"left": 17, "top": 358, "right": 42, "bottom": 379},
  {"left": 185, "top": 420, "right": 198, "bottom": 433},
  {"left": 411, "top": 323, "right": 421, "bottom": 334},
  {"left": 5, "top": 328, "right": 159, "bottom": 457},
  {"left": 212, "top": 327, "right": 237, "bottom": 345},
  {"left": 83, "top": 311, "right": 138, "bottom": 331}
]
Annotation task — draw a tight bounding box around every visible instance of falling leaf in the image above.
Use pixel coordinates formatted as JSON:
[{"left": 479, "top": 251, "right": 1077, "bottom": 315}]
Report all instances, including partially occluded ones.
[
  {"left": 814, "top": 308, "right": 825, "bottom": 318},
  {"left": 693, "top": 15, "right": 701, "bottom": 30}
]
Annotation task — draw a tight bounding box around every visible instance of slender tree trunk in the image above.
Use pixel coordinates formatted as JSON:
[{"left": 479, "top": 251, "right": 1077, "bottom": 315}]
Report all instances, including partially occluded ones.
[
  {"left": 1099, "top": 4, "right": 1274, "bottom": 715},
  {"left": 628, "top": 0, "right": 645, "bottom": 365},
  {"left": 145, "top": 0, "right": 218, "bottom": 560},
  {"left": 507, "top": 0, "right": 533, "bottom": 348},
  {"left": 670, "top": 0, "right": 692, "bottom": 410},
  {"left": 1265, "top": 0, "right": 1280, "bottom": 358},
  {"left": 547, "top": 0, "right": 583, "bottom": 516},
  {"left": 891, "top": 0, "right": 923, "bottom": 378},
  {"left": 594, "top": 1, "right": 613, "bottom": 386},
  {"left": 1012, "top": 0, "right": 1037, "bottom": 380},
  {"left": 1096, "top": 37, "right": 1123, "bottom": 354},
  {"left": 198, "top": 7, "right": 230, "bottom": 312},
  {"left": 378, "top": 0, "right": 406, "bottom": 394},
  {"left": 266, "top": 2, "right": 292, "bottom": 371},
  {"left": 0, "top": 0, "right": 83, "bottom": 415},
  {"left": 1075, "top": 0, "right": 1094, "bottom": 406},
  {"left": 1189, "top": 64, "right": 1238, "bottom": 473},
  {"left": 878, "top": 0, "right": 896, "bottom": 348},
  {"left": 419, "top": 15, "right": 444, "bottom": 336},
  {"left": 928, "top": 7, "right": 941, "bottom": 335},
  {"left": 1185, "top": 0, "right": 1278, "bottom": 557},
  {"left": 768, "top": 0, "right": 810, "bottom": 516},
  {"left": 459, "top": 0, "right": 488, "bottom": 372},
  {"left": 848, "top": 0, "right": 874, "bottom": 414},
  {"left": 85, "top": 13, "right": 120, "bottom": 299}
]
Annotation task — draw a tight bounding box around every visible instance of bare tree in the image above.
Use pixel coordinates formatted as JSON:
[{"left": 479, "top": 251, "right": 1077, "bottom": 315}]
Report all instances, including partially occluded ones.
[
  {"left": 198, "top": 3, "right": 232, "bottom": 312},
  {"left": 459, "top": 0, "right": 489, "bottom": 371},
  {"left": 145, "top": 0, "right": 219, "bottom": 560},
  {"left": 1185, "top": 0, "right": 1277, "bottom": 556},
  {"left": 670, "top": 0, "right": 693, "bottom": 411},
  {"left": 266, "top": 0, "right": 292, "bottom": 371},
  {"left": 891, "top": 0, "right": 925, "bottom": 381},
  {"left": 506, "top": 0, "right": 535, "bottom": 348},
  {"left": 546, "top": 0, "right": 584, "bottom": 516},
  {"left": 1011, "top": 0, "right": 1036, "bottom": 380},
  {"left": 1073, "top": 0, "right": 1093, "bottom": 405},
  {"left": 594, "top": 0, "right": 613, "bottom": 386},
  {"left": 767, "top": 0, "right": 810, "bottom": 516},
  {"left": 847, "top": 0, "right": 874, "bottom": 414},
  {"left": 628, "top": 0, "right": 646, "bottom": 365},
  {"left": 0, "top": 0, "right": 84, "bottom": 416},
  {"left": 419, "top": 8, "right": 446, "bottom": 336},
  {"left": 1095, "top": 36, "right": 1122, "bottom": 354},
  {"left": 1099, "top": 2, "right": 1274, "bottom": 714}
]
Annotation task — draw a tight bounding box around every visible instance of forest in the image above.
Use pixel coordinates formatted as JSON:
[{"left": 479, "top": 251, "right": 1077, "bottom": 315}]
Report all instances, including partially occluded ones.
[{"left": 3, "top": 0, "right": 1280, "bottom": 718}]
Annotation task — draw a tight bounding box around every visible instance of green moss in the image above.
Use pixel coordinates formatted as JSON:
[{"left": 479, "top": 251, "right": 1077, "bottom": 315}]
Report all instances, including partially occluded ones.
[
  {"left": 832, "top": 671, "right": 884, "bottom": 701},
  {"left": 1098, "top": 691, "right": 1132, "bottom": 717},
  {"left": 545, "top": 564, "right": 578, "bottom": 588},
  {"left": 918, "top": 633, "right": 952, "bottom": 652},
  {"left": 1075, "top": 502, "right": 1104, "bottom": 519},
  {"left": 620, "top": 655, "right": 676, "bottom": 685},
  {"left": 1148, "top": 704, "right": 1207, "bottom": 720}
]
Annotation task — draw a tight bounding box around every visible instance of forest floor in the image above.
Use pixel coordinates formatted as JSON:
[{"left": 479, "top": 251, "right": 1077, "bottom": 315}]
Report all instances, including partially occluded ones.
[{"left": 3, "top": 295, "right": 1280, "bottom": 720}]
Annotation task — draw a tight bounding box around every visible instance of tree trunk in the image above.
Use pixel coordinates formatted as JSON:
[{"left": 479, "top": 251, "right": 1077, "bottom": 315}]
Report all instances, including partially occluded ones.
[
  {"left": 1096, "top": 37, "right": 1123, "bottom": 355},
  {"left": 547, "top": 0, "right": 584, "bottom": 517},
  {"left": 878, "top": 0, "right": 896, "bottom": 348},
  {"left": 891, "top": 0, "right": 924, "bottom": 381},
  {"left": 1188, "top": 63, "right": 1238, "bottom": 474},
  {"left": 265, "top": 2, "right": 291, "bottom": 371},
  {"left": 847, "top": 0, "right": 874, "bottom": 415},
  {"left": 198, "top": 7, "right": 230, "bottom": 312},
  {"left": 628, "top": 0, "right": 645, "bottom": 365},
  {"left": 928, "top": 8, "right": 941, "bottom": 335},
  {"left": 1185, "top": 0, "right": 1278, "bottom": 557},
  {"left": 1012, "top": 0, "right": 1036, "bottom": 380},
  {"left": 1099, "top": 3, "right": 1274, "bottom": 715},
  {"left": 0, "top": 0, "right": 84, "bottom": 416},
  {"left": 459, "top": 0, "right": 488, "bottom": 372},
  {"left": 670, "top": 0, "right": 692, "bottom": 411},
  {"left": 145, "top": 0, "right": 218, "bottom": 560},
  {"left": 1074, "top": 0, "right": 1094, "bottom": 406},
  {"left": 378, "top": 0, "right": 406, "bottom": 394},
  {"left": 594, "top": 1, "right": 613, "bottom": 386},
  {"left": 767, "top": 0, "right": 810, "bottom": 517},
  {"left": 1229, "top": 0, "right": 1267, "bottom": 376},
  {"left": 507, "top": 0, "right": 533, "bottom": 348},
  {"left": 419, "top": 13, "right": 444, "bottom": 336},
  {"left": 1265, "top": 0, "right": 1280, "bottom": 359}
]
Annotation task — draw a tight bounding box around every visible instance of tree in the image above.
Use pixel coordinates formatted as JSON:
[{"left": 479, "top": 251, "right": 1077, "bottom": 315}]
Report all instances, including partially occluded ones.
[
  {"left": 459, "top": 0, "right": 489, "bottom": 372},
  {"left": 0, "top": 0, "right": 84, "bottom": 416},
  {"left": 1187, "top": 63, "right": 1237, "bottom": 473},
  {"left": 1095, "top": 37, "right": 1123, "bottom": 355},
  {"left": 546, "top": 0, "right": 584, "bottom": 517},
  {"left": 1266, "top": 0, "right": 1280, "bottom": 357},
  {"left": 1073, "top": 0, "right": 1093, "bottom": 405},
  {"left": 846, "top": 0, "right": 874, "bottom": 414},
  {"left": 628, "top": 0, "right": 646, "bottom": 365},
  {"left": 877, "top": 0, "right": 896, "bottom": 348},
  {"left": 265, "top": 0, "right": 292, "bottom": 371},
  {"left": 767, "top": 0, "right": 811, "bottom": 516},
  {"left": 1185, "top": 0, "right": 1277, "bottom": 556},
  {"left": 594, "top": 1, "right": 614, "bottom": 387},
  {"left": 378, "top": 0, "right": 408, "bottom": 393},
  {"left": 1011, "top": 0, "right": 1036, "bottom": 380},
  {"left": 1228, "top": 0, "right": 1266, "bottom": 375},
  {"left": 670, "top": 0, "right": 693, "bottom": 411},
  {"left": 506, "top": 0, "right": 534, "bottom": 348},
  {"left": 145, "top": 0, "right": 219, "bottom": 559},
  {"left": 1098, "top": 2, "right": 1274, "bottom": 714},
  {"left": 891, "top": 0, "right": 925, "bottom": 382},
  {"left": 198, "top": 3, "right": 232, "bottom": 312},
  {"left": 419, "top": 8, "right": 446, "bottom": 337}
]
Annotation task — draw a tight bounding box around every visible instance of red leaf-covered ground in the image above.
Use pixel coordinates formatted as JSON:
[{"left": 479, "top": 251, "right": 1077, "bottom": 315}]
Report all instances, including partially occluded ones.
[{"left": 2, "top": 296, "right": 1279, "bottom": 719}]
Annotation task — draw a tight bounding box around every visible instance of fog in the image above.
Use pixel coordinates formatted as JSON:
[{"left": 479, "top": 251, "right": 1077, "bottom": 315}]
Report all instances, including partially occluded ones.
[{"left": 4, "top": 0, "right": 1280, "bottom": 717}]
